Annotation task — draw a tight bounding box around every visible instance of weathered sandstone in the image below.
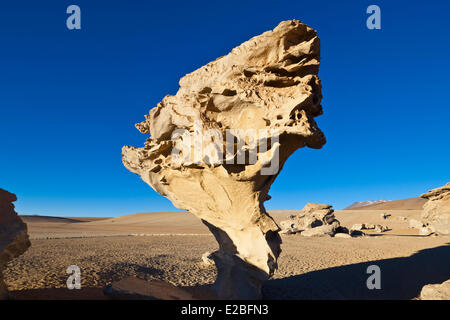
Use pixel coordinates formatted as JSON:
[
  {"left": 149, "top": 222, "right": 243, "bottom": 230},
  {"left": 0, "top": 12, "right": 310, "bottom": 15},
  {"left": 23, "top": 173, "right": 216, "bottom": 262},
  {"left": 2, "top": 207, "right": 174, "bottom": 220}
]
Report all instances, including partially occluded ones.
[
  {"left": 0, "top": 189, "right": 30, "bottom": 299},
  {"left": 122, "top": 20, "right": 325, "bottom": 299},
  {"left": 420, "top": 183, "right": 450, "bottom": 235},
  {"left": 420, "top": 279, "right": 450, "bottom": 300},
  {"left": 279, "top": 203, "right": 340, "bottom": 237}
]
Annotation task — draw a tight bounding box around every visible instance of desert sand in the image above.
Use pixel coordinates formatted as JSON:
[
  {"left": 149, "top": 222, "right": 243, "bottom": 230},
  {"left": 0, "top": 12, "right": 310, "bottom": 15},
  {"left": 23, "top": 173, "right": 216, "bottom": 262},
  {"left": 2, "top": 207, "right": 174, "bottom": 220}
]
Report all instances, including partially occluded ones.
[{"left": 5, "top": 209, "right": 450, "bottom": 300}]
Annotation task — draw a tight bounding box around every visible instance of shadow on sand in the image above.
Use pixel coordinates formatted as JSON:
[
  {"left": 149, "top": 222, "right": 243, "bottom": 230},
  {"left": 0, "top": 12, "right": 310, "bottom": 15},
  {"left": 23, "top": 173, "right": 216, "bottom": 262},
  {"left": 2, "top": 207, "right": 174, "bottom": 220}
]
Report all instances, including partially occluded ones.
[{"left": 263, "top": 243, "right": 450, "bottom": 300}]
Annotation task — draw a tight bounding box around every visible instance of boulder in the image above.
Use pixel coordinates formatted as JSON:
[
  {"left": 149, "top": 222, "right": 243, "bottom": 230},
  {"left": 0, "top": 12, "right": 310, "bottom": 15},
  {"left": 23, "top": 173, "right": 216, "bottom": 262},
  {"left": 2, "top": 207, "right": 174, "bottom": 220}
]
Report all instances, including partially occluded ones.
[
  {"left": 0, "top": 189, "right": 31, "bottom": 299},
  {"left": 300, "top": 224, "right": 335, "bottom": 237},
  {"left": 420, "top": 279, "right": 450, "bottom": 300},
  {"left": 420, "top": 183, "right": 450, "bottom": 235},
  {"left": 122, "top": 20, "right": 326, "bottom": 299},
  {"left": 349, "top": 230, "right": 365, "bottom": 237},
  {"left": 335, "top": 226, "right": 349, "bottom": 234},
  {"left": 334, "top": 233, "right": 352, "bottom": 239}
]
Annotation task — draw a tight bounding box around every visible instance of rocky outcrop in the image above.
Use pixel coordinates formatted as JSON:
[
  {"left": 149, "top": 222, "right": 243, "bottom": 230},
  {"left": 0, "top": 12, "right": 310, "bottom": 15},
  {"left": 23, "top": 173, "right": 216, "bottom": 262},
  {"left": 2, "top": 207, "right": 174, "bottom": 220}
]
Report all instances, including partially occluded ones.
[
  {"left": 420, "top": 279, "right": 450, "bottom": 300},
  {"left": 122, "top": 20, "right": 325, "bottom": 299},
  {"left": 0, "top": 189, "right": 31, "bottom": 299},
  {"left": 420, "top": 183, "right": 450, "bottom": 235},
  {"left": 279, "top": 203, "right": 340, "bottom": 236}
]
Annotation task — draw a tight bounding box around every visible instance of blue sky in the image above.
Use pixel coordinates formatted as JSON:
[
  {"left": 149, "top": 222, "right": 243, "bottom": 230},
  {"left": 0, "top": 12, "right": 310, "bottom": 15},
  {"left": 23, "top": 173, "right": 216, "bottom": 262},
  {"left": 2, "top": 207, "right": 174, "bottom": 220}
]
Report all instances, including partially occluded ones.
[{"left": 1, "top": 0, "right": 449, "bottom": 216}]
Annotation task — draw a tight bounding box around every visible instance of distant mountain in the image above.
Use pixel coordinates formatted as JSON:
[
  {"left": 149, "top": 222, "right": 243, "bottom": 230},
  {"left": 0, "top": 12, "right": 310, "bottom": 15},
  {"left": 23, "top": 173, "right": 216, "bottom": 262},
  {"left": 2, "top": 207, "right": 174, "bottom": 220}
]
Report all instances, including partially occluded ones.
[
  {"left": 19, "top": 215, "right": 109, "bottom": 223},
  {"left": 356, "top": 197, "right": 427, "bottom": 210},
  {"left": 344, "top": 200, "right": 390, "bottom": 210},
  {"left": 344, "top": 197, "right": 427, "bottom": 210}
]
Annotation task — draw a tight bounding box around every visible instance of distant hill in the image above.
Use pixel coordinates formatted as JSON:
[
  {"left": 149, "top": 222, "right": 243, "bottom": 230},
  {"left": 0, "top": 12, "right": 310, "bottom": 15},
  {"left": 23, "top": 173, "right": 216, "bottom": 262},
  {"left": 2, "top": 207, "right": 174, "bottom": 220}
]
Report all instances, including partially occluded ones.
[
  {"left": 344, "top": 197, "right": 427, "bottom": 210},
  {"left": 359, "top": 197, "right": 427, "bottom": 210},
  {"left": 345, "top": 200, "right": 389, "bottom": 210},
  {"left": 19, "top": 215, "right": 109, "bottom": 223}
]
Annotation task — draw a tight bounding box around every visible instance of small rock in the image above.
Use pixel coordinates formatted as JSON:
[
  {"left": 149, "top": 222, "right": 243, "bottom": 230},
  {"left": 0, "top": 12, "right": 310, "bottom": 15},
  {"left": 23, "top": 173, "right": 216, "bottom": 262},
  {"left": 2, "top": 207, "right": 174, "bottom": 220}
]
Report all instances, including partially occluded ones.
[
  {"left": 409, "top": 219, "right": 424, "bottom": 229},
  {"left": 419, "top": 226, "right": 435, "bottom": 236},
  {"left": 380, "top": 213, "right": 391, "bottom": 220},
  {"left": 334, "top": 233, "right": 352, "bottom": 238},
  {"left": 335, "top": 226, "right": 349, "bottom": 234},
  {"left": 374, "top": 225, "right": 389, "bottom": 233},
  {"left": 279, "top": 228, "right": 299, "bottom": 235},
  {"left": 351, "top": 224, "right": 365, "bottom": 231},
  {"left": 350, "top": 230, "right": 365, "bottom": 237},
  {"left": 201, "top": 251, "right": 215, "bottom": 266}
]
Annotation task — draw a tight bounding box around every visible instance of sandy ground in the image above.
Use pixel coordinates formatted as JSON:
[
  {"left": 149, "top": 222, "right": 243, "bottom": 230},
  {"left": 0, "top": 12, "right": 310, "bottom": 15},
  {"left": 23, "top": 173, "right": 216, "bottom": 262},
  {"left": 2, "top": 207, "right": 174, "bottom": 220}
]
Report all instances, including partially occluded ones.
[{"left": 5, "top": 210, "right": 450, "bottom": 299}]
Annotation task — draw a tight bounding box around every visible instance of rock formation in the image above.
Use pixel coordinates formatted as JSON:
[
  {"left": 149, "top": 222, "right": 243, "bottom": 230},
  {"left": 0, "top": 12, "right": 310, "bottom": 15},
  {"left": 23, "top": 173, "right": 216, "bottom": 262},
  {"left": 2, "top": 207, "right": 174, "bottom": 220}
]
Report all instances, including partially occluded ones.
[
  {"left": 420, "top": 279, "right": 450, "bottom": 300},
  {"left": 122, "top": 20, "right": 325, "bottom": 299},
  {"left": 279, "top": 203, "right": 340, "bottom": 236},
  {"left": 0, "top": 189, "right": 31, "bottom": 299},
  {"left": 420, "top": 183, "right": 450, "bottom": 235}
]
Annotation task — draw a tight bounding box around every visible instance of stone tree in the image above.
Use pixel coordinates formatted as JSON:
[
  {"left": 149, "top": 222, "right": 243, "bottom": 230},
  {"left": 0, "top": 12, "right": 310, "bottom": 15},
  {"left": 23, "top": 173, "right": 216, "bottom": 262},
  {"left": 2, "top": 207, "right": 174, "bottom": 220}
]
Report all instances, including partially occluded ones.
[{"left": 122, "top": 20, "right": 326, "bottom": 299}]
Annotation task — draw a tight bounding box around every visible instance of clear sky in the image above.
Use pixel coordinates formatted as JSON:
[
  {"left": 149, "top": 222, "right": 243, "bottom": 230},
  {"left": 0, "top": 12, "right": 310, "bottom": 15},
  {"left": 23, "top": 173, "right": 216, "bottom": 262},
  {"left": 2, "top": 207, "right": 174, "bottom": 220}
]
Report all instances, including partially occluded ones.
[{"left": 1, "top": 0, "right": 449, "bottom": 216}]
